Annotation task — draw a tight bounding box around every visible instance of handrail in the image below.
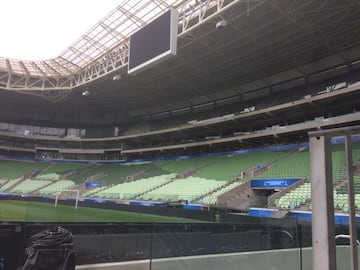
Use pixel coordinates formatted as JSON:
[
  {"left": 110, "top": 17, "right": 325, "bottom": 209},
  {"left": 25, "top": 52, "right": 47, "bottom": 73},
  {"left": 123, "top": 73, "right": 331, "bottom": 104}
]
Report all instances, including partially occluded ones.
[{"left": 335, "top": 234, "right": 360, "bottom": 246}]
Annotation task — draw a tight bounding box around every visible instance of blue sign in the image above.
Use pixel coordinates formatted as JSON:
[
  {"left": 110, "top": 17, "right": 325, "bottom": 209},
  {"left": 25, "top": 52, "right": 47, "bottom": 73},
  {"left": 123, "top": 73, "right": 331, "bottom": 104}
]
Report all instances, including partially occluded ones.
[
  {"left": 249, "top": 208, "right": 360, "bottom": 225},
  {"left": 250, "top": 178, "right": 301, "bottom": 189},
  {"left": 129, "top": 201, "right": 166, "bottom": 207},
  {"left": 85, "top": 182, "right": 102, "bottom": 188},
  {"left": 182, "top": 204, "right": 202, "bottom": 210}
]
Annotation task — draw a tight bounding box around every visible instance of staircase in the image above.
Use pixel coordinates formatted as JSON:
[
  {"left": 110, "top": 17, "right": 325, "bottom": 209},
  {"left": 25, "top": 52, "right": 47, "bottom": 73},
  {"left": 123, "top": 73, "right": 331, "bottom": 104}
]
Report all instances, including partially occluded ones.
[
  {"left": 134, "top": 175, "right": 177, "bottom": 200},
  {"left": 4, "top": 176, "right": 27, "bottom": 193}
]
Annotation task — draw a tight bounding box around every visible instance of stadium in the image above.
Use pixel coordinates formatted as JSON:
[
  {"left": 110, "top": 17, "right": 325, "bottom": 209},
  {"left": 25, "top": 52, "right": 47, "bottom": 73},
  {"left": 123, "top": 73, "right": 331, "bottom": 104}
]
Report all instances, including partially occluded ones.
[{"left": 0, "top": 0, "right": 360, "bottom": 269}]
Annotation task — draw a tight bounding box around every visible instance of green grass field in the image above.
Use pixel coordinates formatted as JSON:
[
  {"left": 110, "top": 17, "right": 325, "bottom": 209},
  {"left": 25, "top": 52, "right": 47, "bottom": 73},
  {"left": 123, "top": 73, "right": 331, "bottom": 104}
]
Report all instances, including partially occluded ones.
[{"left": 0, "top": 200, "right": 203, "bottom": 223}]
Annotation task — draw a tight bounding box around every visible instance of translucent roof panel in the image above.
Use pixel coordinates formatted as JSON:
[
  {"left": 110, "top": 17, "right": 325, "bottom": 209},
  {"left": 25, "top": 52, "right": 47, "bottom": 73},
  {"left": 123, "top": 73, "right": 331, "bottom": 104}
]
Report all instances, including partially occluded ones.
[{"left": 0, "top": 0, "right": 189, "bottom": 77}]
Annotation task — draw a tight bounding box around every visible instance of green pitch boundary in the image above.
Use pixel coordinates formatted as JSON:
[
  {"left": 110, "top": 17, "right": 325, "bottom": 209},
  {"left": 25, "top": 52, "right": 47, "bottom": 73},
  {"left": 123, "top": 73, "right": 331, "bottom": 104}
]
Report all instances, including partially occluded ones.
[{"left": 0, "top": 200, "right": 204, "bottom": 223}]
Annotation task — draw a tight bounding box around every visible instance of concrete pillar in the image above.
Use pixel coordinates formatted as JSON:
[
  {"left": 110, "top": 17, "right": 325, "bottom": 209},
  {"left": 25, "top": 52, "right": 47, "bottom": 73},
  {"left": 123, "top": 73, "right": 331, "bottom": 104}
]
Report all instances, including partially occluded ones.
[
  {"left": 309, "top": 135, "right": 336, "bottom": 270},
  {"left": 345, "top": 134, "right": 359, "bottom": 270}
]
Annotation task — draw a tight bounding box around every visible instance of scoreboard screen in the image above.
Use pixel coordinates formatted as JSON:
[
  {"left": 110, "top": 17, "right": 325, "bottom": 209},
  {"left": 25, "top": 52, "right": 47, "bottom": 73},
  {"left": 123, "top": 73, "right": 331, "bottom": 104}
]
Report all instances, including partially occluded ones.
[{"left": 128, "top": 8, "right": 179, "bottom": 75}]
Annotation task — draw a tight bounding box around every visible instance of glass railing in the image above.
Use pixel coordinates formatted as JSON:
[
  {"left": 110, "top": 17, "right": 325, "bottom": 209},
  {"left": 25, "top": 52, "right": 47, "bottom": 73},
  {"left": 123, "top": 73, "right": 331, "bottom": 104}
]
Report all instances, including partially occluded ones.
[
  {"left": 1, "top": 198, "right": 359, "bottom": 269},
  {"left": 149, "top": 221, "right": 302, "bottom": 270},
  {"left": 0, "top": 214, "right": 307, "bottom": 269}
]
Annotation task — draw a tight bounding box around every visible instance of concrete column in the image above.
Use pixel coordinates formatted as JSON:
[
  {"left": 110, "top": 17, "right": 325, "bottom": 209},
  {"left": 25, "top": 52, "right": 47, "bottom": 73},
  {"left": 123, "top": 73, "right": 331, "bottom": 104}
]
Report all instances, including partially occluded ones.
[
  {"left": 345, "top": 134, "right": 359, "bottom": 270},
  {"left": 309, "top": 135, "right": 336, "bottom": 270}
]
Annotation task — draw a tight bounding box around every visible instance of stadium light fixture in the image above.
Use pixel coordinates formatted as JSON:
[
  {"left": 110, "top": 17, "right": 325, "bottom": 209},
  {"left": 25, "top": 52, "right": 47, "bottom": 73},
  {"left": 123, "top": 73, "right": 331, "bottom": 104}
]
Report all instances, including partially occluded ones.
[
  {"left": 216, "top": 19, "right": 227, "bottom": 28},
  {"left": 113, "top": 74, "right": 121, "bottom": 80},
  {"left": 82, "top": 90, "right": 90, "bottom": 96}
]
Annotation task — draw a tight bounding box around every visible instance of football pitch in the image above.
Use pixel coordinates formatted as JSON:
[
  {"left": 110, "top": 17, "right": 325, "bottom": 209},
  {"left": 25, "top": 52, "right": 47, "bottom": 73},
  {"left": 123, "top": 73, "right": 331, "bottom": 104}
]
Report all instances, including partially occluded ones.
[{"left": 0, "top": 200, "right": 202, "bottom": 223}]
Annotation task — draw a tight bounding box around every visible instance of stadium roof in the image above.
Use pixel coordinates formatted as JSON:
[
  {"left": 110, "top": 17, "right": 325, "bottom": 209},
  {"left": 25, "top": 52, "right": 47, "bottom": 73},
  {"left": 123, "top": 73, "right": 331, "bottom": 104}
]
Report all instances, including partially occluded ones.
[
  {"left": 0, "top": 0, "right": 189, "bottom": 76},
  {"left": 0, "top": 0, "right": 360, "bottom": 126}
]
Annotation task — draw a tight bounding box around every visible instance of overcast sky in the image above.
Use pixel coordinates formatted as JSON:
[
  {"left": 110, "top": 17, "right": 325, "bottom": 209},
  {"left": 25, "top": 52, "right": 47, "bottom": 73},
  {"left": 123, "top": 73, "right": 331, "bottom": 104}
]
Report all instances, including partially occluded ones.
[{"left": 0, "top": 0, "right": 121, "bottom": 60}]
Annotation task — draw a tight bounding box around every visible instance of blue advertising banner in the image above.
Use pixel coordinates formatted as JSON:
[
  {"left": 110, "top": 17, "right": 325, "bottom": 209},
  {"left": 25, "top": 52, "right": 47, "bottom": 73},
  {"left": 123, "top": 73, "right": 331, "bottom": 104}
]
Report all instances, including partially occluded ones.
[
  {"left": 182, "top": 204, "right": 202, "bottom": 210},
  {"left": 249, "top": 208, "right": 360, "bottom": 225},
  {"left": 250, "top": 178, "right": 301, "bottom": 189},
  {"left": 129, "top": 201, "right": 166, "bottom": 207}
]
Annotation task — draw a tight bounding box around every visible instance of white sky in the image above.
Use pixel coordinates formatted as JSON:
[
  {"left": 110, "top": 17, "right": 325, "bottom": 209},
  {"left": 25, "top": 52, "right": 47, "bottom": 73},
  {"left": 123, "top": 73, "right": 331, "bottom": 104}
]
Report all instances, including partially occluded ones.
[{"left": 0, "top": 0, "right": 121, "bottom": 60}]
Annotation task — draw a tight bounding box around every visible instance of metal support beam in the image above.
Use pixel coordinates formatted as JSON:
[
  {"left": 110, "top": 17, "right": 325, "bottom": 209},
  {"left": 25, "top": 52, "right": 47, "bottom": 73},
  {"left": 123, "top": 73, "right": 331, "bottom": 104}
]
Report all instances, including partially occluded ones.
[
  {"left": 309, "top": 125, "right": 360, "bottom": 270},
  {"left": 0, "top": 0, "right": 242, "bottom": 91},
  {"left": 345, "top": 134, "right": 359, "bottom": 270},
  {"left": 309, "top": 135, "right": 336, "bottom": 270}
]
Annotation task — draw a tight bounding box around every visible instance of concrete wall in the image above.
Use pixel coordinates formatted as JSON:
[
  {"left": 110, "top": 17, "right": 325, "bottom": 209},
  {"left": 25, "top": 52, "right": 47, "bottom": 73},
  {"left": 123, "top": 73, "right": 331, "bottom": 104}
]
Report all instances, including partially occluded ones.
[{"left": 217, "top": 181, "right": 269, "bottom": 210}]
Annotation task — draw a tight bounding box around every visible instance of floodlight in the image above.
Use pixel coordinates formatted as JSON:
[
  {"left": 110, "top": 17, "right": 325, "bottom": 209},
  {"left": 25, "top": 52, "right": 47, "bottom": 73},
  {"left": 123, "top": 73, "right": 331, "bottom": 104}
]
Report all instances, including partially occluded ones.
[
  {"left": 113, "top": 74, "right": 121, "bottom": 80},
  {"left": 216, "top": 19, "right": 228, "bottom": 28}
]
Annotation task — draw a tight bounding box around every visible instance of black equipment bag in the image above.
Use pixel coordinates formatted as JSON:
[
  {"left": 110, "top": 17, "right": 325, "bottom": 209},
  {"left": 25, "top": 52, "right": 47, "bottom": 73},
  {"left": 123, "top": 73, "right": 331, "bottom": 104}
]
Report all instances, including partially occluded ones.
[{"left": 21, "top": 226, "right": 75, "bottom": 270}]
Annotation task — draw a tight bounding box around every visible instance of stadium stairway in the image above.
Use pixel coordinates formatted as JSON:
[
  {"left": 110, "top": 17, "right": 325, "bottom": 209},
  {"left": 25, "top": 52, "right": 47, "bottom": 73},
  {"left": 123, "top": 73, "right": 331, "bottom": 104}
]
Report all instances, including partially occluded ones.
[
  {"left": 267, "top": 179, "right": 309, "bottom": 209},
  {"left": 70, "top": 183, "right": 89, "bottom": 197},
  {"left": 194, "top": 182, "right": 230, "bottom": 202},
  {"left": 124, "top": 171, "right": 148, "bottom": 182},
  {"left": 217, "top": 180, "right": 270, "bottom": 210},
  {"left": 1, "top": 178, "right": 21, "bottom": 193},
  {"left": 30, "top": 179, "right": 57, "bottom": 194},
  {"left": 29, "top": 169, "right": 44, "bottom": 179},
  {"left": 60, "top": 170, "right": 78, "bottom": 180},
  {"left": 85, "top": 172, "right": 107, "bottom": 182},
  {"left": 194, "top": 178, "right": 246, "bottom": 204},
  {"left": 38, "top": 180, "right": 76, "bottom": 196},
  {"left": 265, "top": 144, "right": 360, "bottom": 211},
  {"left": 134, "top": 175, "right": 178, "bottom": 200},
  {"left": 136, "top": 159, "right": 227, "bottom": 202},
  {"left": 196, "top": 150, "right": 301, "bottom": 207},
  {"left": 32, "top": 163, "right": 54, "bottom": 178},
  {"left": 255, "top": 147, "right": 312, "bottom": 210},
  {"left": 135, "top": 158, "right": 230, "bottom": 201},
  {"left": 73, "top": 166, "right": 105, "bottom": 183},
  {"left": 167, "top": 159, "right": 215, "bottom": 180},
  {"left": 176, "top": 168, "right": 200, "bottom": 179},
  {"left": 0, "top": 179, "right": 8, "bottom": 189},
  {"left": 333, "top": 168, "right": 348, "bottom": 191},
  {"left": 123, "top": 164, "right": 168, "bottom": 182},
  {"left": 3, "top": 175, "right": 28, "bottom": 193},
  {"left": 93, "top": 174, "right": 177, "bottom": 200},
  {"left": 81, "top": 185, "right": 111, "bottom": 197}
]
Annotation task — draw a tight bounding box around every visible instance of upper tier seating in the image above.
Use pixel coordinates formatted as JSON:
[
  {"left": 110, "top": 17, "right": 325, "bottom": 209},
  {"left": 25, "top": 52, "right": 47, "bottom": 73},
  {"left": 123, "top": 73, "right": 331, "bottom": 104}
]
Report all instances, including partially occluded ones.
[
  {"left": 0, "top": 160, "right": 48, "bottom": 179},
  {"left": 259, "top": 149, "right": 310, "bottom": 180},
  {"left": 37, "top": 163, "right": 91, "bottom": 179},
  {"left": 158, "top": 157, "right": 217, "bottom": 175},
  {"left": 72, "top": 162, "right": 166, "bottom": 185},
  {"left": 123, "top": 122, "right": 151, "bottom": 136},
  {"left": 195, "top": 151, "right": 285, "bottom": 181},
  {"left": 36, "top": 173, "right": 61, "bottom": 181},
  {"left": 273, "top": 143, "right": 360, "bottom": 212}
]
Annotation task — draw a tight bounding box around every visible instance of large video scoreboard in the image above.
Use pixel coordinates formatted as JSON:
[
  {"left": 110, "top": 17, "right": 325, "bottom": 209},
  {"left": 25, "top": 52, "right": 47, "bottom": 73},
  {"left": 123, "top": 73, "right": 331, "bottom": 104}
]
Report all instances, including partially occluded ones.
[{"left": 128, "top": 8, "right": 179, "bottom": 75}]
